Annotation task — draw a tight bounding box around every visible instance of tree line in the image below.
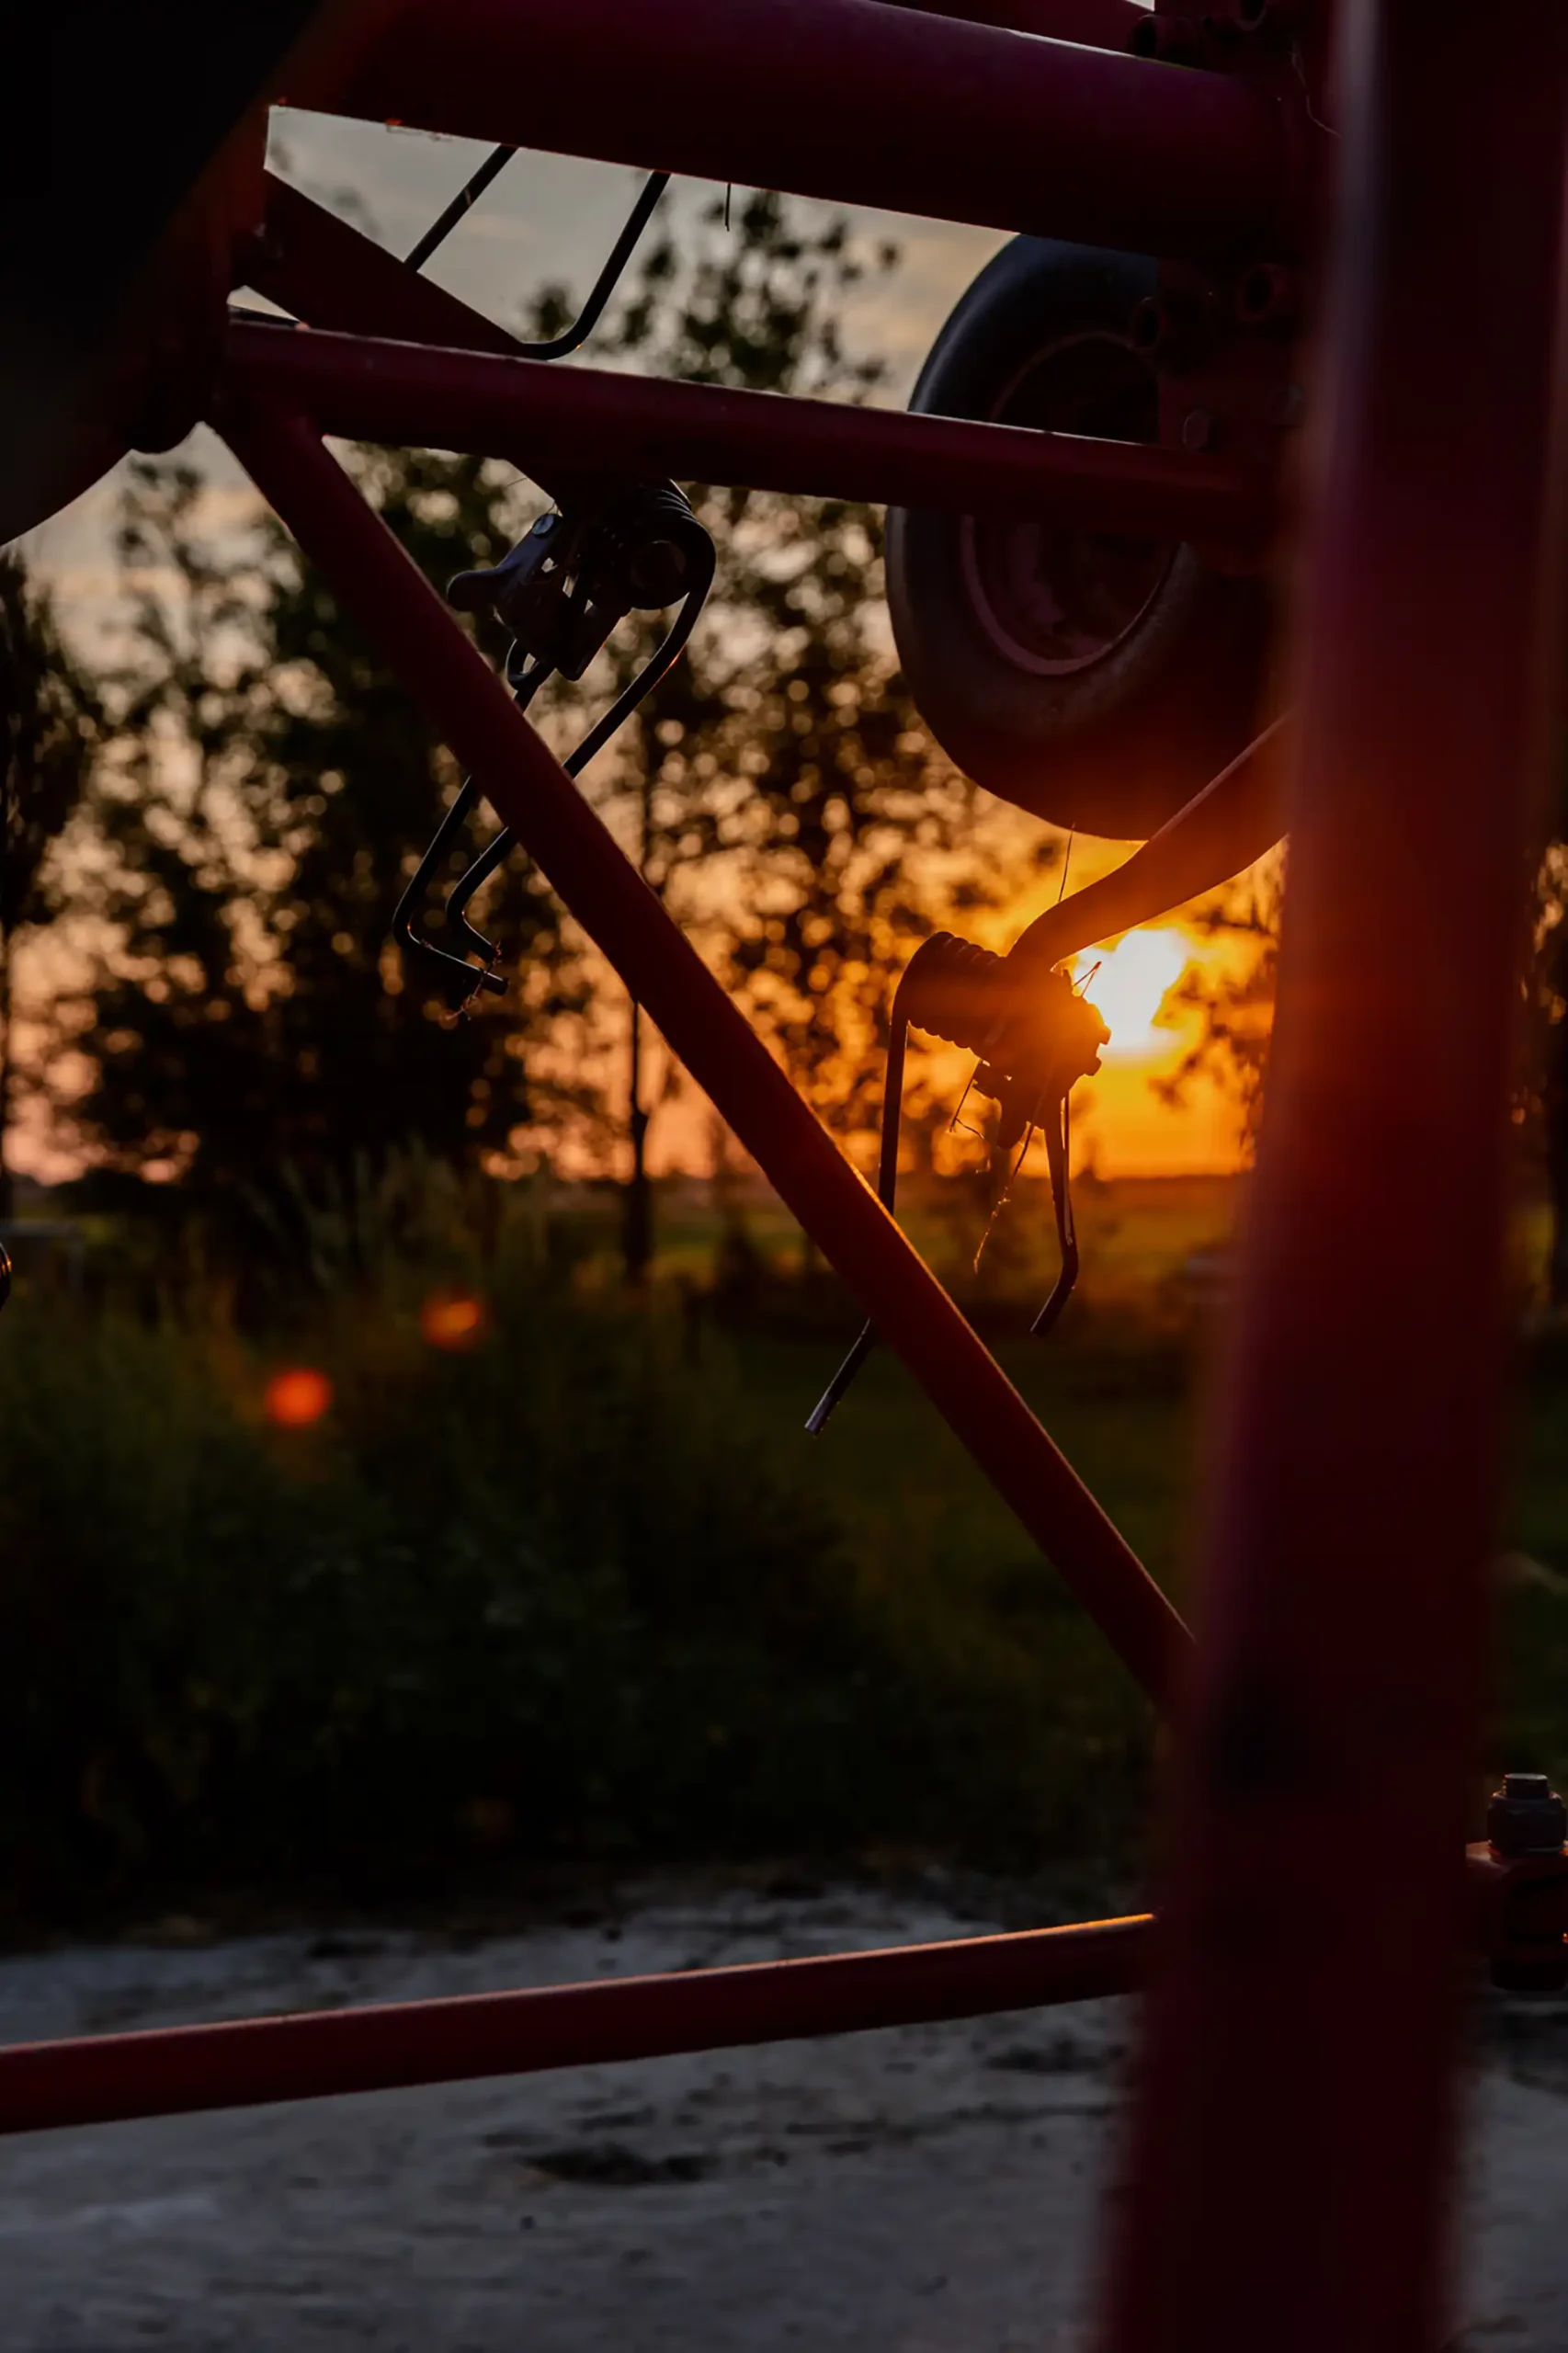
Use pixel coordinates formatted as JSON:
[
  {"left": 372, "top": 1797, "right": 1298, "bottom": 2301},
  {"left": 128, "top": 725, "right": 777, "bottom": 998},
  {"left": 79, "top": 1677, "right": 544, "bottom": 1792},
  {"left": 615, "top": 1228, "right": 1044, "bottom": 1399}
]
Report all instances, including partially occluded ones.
[
  {"left": 2, "top": 192, "right": 1052, "bottom": 1285},
  {"left": 6, "top": 189, "right": 1568, "bottom": 1295}
]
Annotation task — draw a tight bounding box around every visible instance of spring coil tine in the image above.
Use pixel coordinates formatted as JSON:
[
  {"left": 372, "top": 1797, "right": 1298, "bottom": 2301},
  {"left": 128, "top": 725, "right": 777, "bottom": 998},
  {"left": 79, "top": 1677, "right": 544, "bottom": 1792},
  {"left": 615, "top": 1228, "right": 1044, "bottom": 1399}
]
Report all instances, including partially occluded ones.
[{"left": 899, "top": 933, "right": 1014, "bottom": 1058}]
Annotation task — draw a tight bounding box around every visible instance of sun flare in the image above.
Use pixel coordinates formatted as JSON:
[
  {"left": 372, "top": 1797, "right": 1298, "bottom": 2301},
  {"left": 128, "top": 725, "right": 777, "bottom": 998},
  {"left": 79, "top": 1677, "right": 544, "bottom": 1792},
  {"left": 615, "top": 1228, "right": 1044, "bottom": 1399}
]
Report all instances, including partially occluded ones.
[{"left": 1070, "top": 928, "right": 1189, "bottom": 1061}]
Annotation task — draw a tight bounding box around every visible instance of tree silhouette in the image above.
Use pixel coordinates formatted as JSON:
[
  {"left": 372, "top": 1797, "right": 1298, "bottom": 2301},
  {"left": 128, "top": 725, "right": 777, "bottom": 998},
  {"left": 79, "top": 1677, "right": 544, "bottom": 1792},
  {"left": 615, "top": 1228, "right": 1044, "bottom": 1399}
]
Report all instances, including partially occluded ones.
[
  {"left": 1153, "top": 853, "right": 1280, "bottom": 1155},
  {"left": 68, "top": 448, "right": 589, "bottom": 1254},
  {"left": 0, "top": 553, "right": 98, "bottom": 1218},
  {"left": 551, "top": 193, "right": 1047, "bottom": 1272},
  {"left": 72, "top": 191, "right": 1044, "bottom": 1273}
]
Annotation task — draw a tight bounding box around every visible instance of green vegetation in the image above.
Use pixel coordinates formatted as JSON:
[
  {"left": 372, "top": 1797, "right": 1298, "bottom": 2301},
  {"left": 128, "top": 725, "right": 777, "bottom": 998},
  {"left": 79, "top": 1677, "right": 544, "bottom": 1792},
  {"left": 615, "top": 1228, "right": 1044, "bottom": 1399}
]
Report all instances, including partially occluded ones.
[
  {"left": 5, "top": 181, "right": 1567, "bottom": 1929},
  {"left": 0, "top": 1173, "right": 1186, "bottom": 1923},
  {"left": 50, "top": 193, "right": 1039, "bottom": 1286},
  {"left": 4, "top": 1169, "right": 1563, "bottom": 1928}
]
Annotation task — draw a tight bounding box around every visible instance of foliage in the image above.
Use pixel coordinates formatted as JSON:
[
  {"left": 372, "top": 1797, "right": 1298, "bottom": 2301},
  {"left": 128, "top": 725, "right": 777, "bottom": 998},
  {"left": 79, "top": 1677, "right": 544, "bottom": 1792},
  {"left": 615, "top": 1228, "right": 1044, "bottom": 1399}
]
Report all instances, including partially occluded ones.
[
  {"left": 0, "top": 551, "right": 99, "bottom": 1212},
  {"left": 62, "top": 191, "right": 1049, "bottom": 1278},
  {"left": 0, "top": 1188, "right": 1156, "bottom": 1916},
  {"left": 60, "top": 448, "right": 587, "bottom": 1250},
  {"left": 1153, "top": 852, "right": 1281, "bottom": 1154},
  {"left": 571, "top": 191, "right": 1049, "bottom": 1149},
  {"left": 7, "top": 1165, "right": 1568, "bottom": 1924}
]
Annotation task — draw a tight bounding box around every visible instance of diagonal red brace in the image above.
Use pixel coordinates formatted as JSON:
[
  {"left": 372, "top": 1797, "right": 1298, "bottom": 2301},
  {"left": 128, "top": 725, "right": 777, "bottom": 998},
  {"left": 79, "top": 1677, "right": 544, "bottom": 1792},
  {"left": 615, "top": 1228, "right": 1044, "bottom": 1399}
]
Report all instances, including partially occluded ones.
[
  {"left": 251, "top": 176, "right": 531, "bottom": 365},
  {"left": 214, "top": 394, "right": 1189, "bottom": 1707}
]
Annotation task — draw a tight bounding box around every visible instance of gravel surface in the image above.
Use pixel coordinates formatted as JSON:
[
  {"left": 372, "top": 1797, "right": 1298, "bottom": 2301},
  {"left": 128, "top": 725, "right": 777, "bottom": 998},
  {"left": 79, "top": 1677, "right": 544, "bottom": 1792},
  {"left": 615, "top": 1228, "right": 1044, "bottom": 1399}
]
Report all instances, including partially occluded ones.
[{"left": 0, "top": 1881, "right": 1562, "bottom": 2350}]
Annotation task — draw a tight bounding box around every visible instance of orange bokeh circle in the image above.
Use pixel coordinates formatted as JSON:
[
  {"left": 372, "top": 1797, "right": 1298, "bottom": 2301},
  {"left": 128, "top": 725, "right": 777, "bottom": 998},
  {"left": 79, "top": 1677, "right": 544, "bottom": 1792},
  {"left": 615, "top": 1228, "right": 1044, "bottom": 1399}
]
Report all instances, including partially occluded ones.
[
  {"left": 420, "top": 1290, "right": 486, "bottom": 1351},
  {"left": 265, "top": 1367, "right": 334, "bottom": 1428}
]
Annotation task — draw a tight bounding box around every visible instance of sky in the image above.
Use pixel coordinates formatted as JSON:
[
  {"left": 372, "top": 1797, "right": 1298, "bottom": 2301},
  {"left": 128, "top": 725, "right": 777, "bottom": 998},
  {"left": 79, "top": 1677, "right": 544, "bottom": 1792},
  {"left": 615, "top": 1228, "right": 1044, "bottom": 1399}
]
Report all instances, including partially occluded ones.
[{"left": 19, "top": 88, "right": 1255, "bottom": 1186}]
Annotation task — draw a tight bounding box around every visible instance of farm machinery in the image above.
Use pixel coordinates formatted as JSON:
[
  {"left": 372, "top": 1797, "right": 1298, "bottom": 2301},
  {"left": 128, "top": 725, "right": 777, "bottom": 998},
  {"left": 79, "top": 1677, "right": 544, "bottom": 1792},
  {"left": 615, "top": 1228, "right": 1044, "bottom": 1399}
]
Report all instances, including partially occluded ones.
[{"left": 2, "top": 2, "right": 1565, "bottom": 2341}]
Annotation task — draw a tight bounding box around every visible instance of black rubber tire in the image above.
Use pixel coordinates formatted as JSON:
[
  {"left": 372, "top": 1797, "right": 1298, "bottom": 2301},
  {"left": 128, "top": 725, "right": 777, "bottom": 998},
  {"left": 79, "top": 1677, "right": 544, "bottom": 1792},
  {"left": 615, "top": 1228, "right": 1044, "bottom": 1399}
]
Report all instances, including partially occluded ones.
[{"left": 887, "top": 238, "right": 1272, "bottom": 841}]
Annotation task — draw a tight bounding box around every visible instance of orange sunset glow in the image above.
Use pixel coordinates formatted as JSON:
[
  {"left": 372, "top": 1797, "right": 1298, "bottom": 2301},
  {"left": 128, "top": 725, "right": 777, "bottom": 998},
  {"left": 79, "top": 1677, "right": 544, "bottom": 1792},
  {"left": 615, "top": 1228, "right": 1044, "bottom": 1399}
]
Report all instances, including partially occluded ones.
[{"left": 1067, "top": 924, "right": 1250, "bottom": 1178}]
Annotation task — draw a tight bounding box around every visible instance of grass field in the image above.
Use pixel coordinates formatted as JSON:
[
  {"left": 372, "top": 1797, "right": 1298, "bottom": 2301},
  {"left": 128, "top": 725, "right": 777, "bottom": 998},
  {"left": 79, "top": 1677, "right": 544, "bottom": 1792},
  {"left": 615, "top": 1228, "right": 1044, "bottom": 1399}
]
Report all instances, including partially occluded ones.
[
  {"left": 514, "top": 1165, "right": 1568, "bottom": 1864},
  {"left": 2, "top": 1169, "right": 1565, "bottom": 1923}
]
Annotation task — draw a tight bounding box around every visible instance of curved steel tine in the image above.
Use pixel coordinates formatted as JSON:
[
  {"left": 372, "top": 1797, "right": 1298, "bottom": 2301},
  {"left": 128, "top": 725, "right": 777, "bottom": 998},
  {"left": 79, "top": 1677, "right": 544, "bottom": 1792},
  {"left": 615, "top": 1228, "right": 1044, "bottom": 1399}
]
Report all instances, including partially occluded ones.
[
  {"left": 392, "top": 774, "right": 507, "bottom": 999},
  {"left": 442, "top": 551, "right": 715, "bottom": 964},
  {"left": 1030, "top": 1095, "right": 1079, "bottom": 1338},
  {"left": 806, "top": 1000, "right": 910, "bottom": 1434},
  {"left": 446, "top": 825, "right": 513, "bottom": 961}
]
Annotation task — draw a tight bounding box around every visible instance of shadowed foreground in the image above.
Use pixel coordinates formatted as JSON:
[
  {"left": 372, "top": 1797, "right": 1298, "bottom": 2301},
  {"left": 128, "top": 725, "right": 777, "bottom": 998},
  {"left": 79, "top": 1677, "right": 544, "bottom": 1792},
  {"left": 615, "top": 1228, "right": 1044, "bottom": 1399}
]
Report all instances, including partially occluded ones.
[{"left": 0, "top": 1881, "right": 1562, "bottom": 2350}]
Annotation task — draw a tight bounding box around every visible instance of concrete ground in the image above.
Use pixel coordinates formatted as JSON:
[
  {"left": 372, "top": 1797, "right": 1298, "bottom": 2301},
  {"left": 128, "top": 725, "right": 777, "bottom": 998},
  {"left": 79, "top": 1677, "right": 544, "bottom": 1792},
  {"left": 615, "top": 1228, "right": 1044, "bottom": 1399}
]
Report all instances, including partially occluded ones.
[{"left": 0, "top": 1881, "right": 1562, "bottom": 2350}]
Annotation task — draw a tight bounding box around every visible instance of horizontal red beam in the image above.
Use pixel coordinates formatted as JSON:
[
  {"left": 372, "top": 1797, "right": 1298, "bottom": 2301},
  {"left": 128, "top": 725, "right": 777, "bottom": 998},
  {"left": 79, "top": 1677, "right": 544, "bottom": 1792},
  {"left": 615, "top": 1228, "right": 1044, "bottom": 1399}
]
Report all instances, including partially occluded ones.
[
  {"left": 220, "top": 319, "right": 1267, "bottom": 546},
  {"left": 248, "top": 176, "right": 608, "bottom": 516},
  {"left": 6, "top": 1854, "right": 1545, "bottom": 2135},
  {"left": 0, "top": 1915, "right": 1153, "bottom": 2135},
  {"left": 218, "top": 399, "right": 1190, "bottom": 1705},
  {"left": 309, "top": 0, "right": 1292, "bottom": 262}
]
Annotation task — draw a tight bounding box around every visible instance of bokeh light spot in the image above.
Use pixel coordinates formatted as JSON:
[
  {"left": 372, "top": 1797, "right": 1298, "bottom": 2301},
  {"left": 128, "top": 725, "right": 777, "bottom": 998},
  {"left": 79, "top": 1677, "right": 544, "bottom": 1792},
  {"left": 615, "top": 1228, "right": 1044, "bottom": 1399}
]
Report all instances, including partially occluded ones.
[
  {"left": 421, "top": 1290, "right": 487, "bottom": 1351},
  {"left": 265, "top": 1367, "right": 334, "bottom": 1428}
]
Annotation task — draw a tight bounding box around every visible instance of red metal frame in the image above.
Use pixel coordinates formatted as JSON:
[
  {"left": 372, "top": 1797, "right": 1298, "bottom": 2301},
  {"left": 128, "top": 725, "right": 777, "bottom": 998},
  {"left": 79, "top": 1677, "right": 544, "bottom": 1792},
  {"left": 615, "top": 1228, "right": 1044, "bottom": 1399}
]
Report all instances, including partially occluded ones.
[
  {"left": 0, "top": 1915, "right": 1153, "bottom": 2136},
  {"left": 9, "top": 1848, "right": 1558, "bottom": 2143},
  {"left": 302, "top": 0, "right": 1300, "bottom": 261},
  {"left": 222, "top": 317, "right": 1269, "bottom": 547},
  {"left": 883, "top": 0, "right": 1151, "bottom": 49},
  {"left": 216, "top": 392, "right": 1188, "bottom": 1705},
  {"left": 8, "top": 2, "right": 1567, "bottom": 2342},
  {"left": 1100, "top": 9, "right": 1568, "bottom": 2345}
]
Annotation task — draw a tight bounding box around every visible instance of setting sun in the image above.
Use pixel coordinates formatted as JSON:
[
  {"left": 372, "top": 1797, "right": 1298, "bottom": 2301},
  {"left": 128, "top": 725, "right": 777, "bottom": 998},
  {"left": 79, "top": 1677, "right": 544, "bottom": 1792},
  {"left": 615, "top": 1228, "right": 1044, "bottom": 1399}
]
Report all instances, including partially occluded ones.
[{"left": 1071, "top": 928, "right": 1189, "bottom": 1061}]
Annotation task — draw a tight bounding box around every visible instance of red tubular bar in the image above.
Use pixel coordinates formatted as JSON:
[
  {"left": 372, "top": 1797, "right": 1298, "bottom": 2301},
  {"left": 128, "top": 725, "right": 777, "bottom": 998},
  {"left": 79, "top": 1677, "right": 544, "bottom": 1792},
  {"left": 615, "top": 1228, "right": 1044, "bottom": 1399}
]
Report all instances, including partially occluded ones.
[
  {"left": 244, "top": 181, "right": 1267, "bottom": 550},
  {"left": 1099, "top": 4, "right": 1568, "bottom": 2348},
  {"left": 879, "top": 0, "right": 1150, "bottom": 49},
  {"left": 221, "top": 319, "right": 1267, "bottom": 544},
  {"left": 251, "top": 176, "right": 531, "bottom": 363},
  {"left": 246, "top": 176, "right": 622, "bottom": 516},
  {"left": 0, "top": 1915, "right": 1152, "bottom": 2137},
  {"left": 314, "top": 0, "right": 1293, "bottom": 261},
  {"left": 214, "top": 394, "right": 1188, "bottom": 1707},
  {"left": 8, "top": 1851, "right": 1544, "bottom": 2139}
]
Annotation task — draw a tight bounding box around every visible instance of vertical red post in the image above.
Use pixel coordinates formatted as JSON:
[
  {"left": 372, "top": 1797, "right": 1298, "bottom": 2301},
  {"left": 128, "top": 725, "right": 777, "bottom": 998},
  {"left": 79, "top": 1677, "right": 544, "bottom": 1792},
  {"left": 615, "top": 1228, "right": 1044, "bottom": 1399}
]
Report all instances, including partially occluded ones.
[{"left": 1099, "top": 6, "right": 1567, "bottom": 2350}]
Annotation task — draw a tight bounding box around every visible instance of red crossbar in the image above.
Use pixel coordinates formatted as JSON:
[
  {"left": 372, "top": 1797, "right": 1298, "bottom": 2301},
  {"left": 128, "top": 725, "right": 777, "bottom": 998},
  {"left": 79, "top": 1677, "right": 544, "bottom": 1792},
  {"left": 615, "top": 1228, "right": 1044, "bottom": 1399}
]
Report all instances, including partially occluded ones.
[
  {"left": 310, "top": 0, "right": 1293, "bottom": 262},
  {"left": 0, "top": 1916, "right": 1153, "bottom": 2136},
  {"left": 222, "top": 318, "right": 1268, "bottom": 548}
]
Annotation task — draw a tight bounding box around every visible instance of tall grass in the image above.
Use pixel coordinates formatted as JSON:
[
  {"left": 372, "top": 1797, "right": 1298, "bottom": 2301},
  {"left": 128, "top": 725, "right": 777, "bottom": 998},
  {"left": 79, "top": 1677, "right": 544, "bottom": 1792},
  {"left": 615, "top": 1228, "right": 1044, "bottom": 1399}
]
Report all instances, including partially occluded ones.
[
  {"left": 0, "top": 1187, "right": 1158, "bottom": 1919},
  {"left": 7, "top": 1167, "right": 1568, "bottom": 1925}
]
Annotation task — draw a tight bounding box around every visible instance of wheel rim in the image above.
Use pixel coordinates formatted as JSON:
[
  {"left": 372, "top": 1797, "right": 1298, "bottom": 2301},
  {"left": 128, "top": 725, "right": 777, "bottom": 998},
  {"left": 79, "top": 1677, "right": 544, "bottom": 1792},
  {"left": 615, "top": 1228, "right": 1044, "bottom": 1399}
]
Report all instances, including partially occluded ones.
[{"left": 959, "top": 333, "right": 1176, "bottom": 679}]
